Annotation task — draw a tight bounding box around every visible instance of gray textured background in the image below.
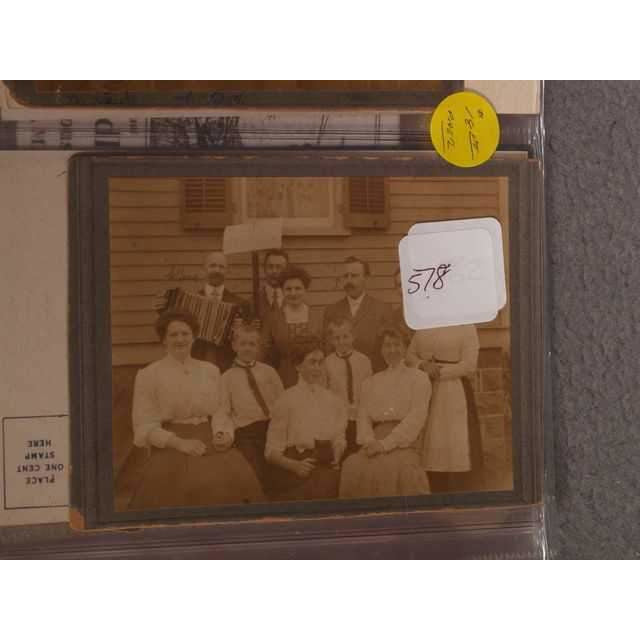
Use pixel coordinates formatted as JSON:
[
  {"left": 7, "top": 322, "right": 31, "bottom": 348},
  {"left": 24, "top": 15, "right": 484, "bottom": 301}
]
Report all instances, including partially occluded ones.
[
  {"left": 546, "top": 80, "right": 640, "bottom": 558},
  {"left": 1, "top": 81, "right": 638, "bottom": 558}
]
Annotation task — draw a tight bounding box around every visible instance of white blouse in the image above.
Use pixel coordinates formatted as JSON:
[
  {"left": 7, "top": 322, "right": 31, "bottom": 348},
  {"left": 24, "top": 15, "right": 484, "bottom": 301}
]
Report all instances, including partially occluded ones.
[
  {"left": 357, "top": 363, "right": 432, "bottom": 452},
  {"left": 132, "top": 355, "right": 222, "bottom": 449},
  {"left": 407, "top": 325, "right": 479, "bottom": 380},
  {"left": 265, "top": 379, "right": 347, "bottom": 456}
]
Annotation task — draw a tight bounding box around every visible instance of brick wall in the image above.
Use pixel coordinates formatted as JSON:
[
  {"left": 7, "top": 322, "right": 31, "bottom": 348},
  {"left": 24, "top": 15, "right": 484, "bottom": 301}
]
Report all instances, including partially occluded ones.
[{"left": 472, "top": 347, "right": 513, "bottom": 490}]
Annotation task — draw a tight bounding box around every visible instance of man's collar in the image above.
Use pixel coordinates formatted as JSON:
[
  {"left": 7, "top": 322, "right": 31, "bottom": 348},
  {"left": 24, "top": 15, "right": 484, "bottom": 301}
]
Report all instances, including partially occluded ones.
[
  {"left": 346, "top": 291, "right": 366, "bottom": 305},
  {"left": 204, "top": 283, "right": 225, "bottom": 296}
]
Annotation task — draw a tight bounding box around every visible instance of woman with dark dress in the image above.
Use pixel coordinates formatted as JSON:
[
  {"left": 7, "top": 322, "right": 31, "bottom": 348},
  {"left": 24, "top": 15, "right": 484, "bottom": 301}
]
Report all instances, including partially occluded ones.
[
  {"left": 260, "top": 265, "right": 323, "bottom": 388},
  {"left": 128, "top": 310, "right": 264, "bottom": 510}
]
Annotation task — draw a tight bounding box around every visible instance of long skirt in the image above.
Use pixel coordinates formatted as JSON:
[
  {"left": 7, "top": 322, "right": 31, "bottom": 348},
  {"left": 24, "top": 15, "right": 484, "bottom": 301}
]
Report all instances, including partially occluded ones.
[
  {"left": 339, "top": 421, "right": 430, "bottom": 499},
  {"left": 422, "top": 376, "right": 484, "bottom": 472},
  {"left": 425, "top": 377, "right": 485, "bottom": 493},
  {"left": 266, "top": 446, "right": 340, "bottom": 502},
  {"left": 234, "top": 420, "right": 269, "bottom": 489},
  {"left": 343, "top": 419, "right": 360, "bottom": 460},
  {"left": 128, "top": 421, "right": 264, "bottom": 511}
]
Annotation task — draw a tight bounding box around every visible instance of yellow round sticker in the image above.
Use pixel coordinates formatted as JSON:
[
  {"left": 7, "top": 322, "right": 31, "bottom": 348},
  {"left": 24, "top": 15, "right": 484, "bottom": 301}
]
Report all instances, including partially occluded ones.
[{"left": 430, "top": 91, "right": 500, "bottom": 168}]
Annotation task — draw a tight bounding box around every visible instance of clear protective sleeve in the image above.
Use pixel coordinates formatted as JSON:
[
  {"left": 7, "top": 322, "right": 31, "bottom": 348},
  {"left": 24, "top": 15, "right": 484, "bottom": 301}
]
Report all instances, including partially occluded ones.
[{"left": 0, "top": 81, "right": 549, "bottom": 558}]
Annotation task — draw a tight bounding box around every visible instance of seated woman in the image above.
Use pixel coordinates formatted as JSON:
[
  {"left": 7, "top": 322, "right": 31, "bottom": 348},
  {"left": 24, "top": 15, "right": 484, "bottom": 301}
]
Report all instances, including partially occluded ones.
[
  {"left": 128, "top": 310, "right": 264, "bottom": 511},
  {"left": 339, "top": 328, "right": 431, "bottom": 499},
  {"left": 260, "top": 265, "right": 324, "bottom": 388},
  {"left": 265, "top": 335, "right": 348, "bottom": 502}
]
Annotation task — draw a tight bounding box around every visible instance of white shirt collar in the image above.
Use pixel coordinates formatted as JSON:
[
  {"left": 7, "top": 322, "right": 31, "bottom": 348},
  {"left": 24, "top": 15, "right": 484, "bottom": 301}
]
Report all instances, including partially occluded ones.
[
  {"left": 296, "top": 376, "right": 321, "bottom": 394},
  {"left": 385, "top": 360, "right": 407, "bottom": 374},
  {"left": 347, "top": 292, "right": 366, "bottom": 314},
  {"left": 264, "top": 283, "right": 283, "bottom": 306},
  {"left": 234, "top": 358, "right": 257, "bottom": 368},
  {"left": 204, "top": 283, "right": 225, "bottom": 298},
  {"left": 164, "top": 353, "right": 195, "bottom": 369}
]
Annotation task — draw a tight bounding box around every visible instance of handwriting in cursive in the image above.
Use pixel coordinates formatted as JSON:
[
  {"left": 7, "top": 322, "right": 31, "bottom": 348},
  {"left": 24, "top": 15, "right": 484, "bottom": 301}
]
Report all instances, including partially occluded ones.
[{"left": 407, "top": 264, "right": 452, "bottom": 298}]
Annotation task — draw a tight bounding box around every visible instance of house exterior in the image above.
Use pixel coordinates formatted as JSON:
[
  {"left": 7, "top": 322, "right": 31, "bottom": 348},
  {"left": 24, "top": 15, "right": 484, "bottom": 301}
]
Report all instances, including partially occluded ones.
[{"left": 110, "top": 175, "right": 512, "bottom": 489}]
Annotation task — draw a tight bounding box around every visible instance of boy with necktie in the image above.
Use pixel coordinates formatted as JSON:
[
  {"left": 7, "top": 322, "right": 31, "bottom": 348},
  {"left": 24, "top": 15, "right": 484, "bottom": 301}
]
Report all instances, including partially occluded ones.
[
  {"left": 324, "top": 317, "right": 373, "bottom": 460},
  {"left": 214, "top": 324, "right": 284, "bottom": 488}
]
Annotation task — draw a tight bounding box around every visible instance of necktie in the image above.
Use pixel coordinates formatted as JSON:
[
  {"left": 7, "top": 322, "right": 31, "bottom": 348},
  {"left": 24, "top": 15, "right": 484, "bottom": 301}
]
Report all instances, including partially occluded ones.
[
  {"left": 235, "top": 361, "right": 270, "bottom": 418},
  {"left": 268, "top": 288, "right": 282, "bottom": 310},
  {"left": 337, "top": 352, "right": 354, "bottom": 404}
]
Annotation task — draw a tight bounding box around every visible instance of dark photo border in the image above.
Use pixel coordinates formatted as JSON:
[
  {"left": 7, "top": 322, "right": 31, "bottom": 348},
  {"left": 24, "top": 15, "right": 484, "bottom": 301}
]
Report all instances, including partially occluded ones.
[{"left": 69, "top": 151, "right": 544, "bottom": 549}]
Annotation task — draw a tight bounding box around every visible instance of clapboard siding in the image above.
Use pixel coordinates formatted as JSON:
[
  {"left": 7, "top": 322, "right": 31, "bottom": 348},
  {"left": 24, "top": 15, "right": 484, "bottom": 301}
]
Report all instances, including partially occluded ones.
[
  {"left": 111, "top": 276, "right": 394, "bottom": 298},
  {"left": 110, "top": 177, "right": 509, "bottom": 366},
  {"left": 111, "top": 262, "right": 399, "bottom": 282},
  {"left": 390, "top": 194, "right": 498, "bottom": 208},
  {"left": 110, "top": 207, "right": 181, "bottom": 222},
  {"left": 111, "top": 289, "right": 398, "bottom": 313},
  {"left": 111, "top": 248, "right": 404, "bottom": 266},
  {"left": 110, "top": 191, "right": 183, "bottom": 208}
]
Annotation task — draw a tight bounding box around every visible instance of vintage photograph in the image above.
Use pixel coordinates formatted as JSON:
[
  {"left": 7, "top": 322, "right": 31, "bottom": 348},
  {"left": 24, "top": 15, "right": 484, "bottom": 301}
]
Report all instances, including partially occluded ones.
[{"left": 109, "top": 170, "right": 513, "bottom": 513}]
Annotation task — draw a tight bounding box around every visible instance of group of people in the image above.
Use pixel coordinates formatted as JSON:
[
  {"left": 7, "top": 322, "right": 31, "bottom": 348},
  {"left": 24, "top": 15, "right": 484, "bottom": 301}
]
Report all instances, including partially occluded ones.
[{"left": 126, "top": 249, "right": 483, "bottom": 511}]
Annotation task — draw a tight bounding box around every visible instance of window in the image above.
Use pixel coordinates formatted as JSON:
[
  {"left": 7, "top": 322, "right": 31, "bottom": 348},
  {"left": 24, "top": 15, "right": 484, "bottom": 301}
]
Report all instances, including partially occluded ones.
[
  {"left": 236, "top": 176, "right": 390, "bottom": 235},
  {"left": 239, "top": 177, "right": 347, "bottom": 235},
  {"left": 180, "top": 177, "right": 232, "bottom": 229},
  {"left": 345, "top": 176, "right": 389, "bottom": 229}
]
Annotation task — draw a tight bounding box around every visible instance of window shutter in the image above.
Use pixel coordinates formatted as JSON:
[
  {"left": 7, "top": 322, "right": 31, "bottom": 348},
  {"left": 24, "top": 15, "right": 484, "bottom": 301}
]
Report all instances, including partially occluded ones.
[
  {"left": 180, "top": 177, "right": 231, "bottom": 229},
  {"left": 345, "top": 177, "right": 389, "bottom": 229}
]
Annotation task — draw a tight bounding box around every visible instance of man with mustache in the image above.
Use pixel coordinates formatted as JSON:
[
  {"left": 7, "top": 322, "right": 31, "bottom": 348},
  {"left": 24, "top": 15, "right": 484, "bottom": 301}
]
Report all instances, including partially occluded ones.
[
  {"left": 322, "top": 256, "right": 393, "bottom": 372},
  {"left": 256, "top": 249, "right": 289, "bottom": 322},
  {"left": 153, "top": 251, "right": 251, "bottom": 372}
]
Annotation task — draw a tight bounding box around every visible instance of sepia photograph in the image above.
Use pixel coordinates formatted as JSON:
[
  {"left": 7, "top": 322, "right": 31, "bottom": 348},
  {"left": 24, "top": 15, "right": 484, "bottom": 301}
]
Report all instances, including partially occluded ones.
[{"left": 106, "top": 164, "right": 514, "bottom": 515}]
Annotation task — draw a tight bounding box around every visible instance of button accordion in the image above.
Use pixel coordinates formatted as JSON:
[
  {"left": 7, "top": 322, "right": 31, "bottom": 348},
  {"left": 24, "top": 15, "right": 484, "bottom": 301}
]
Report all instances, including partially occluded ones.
[{"left": 165, "top": 288, "right": 238, "bottom": 346}]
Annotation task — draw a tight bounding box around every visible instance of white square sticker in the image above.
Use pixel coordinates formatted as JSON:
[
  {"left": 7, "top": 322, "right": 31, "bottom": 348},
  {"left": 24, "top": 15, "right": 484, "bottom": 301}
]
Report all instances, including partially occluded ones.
[
  {"left": 399, "top": 219, "right": 505, "bottom": 330},
  {"left": 409, "top": 217, "right": 507, "bottom": 308}
]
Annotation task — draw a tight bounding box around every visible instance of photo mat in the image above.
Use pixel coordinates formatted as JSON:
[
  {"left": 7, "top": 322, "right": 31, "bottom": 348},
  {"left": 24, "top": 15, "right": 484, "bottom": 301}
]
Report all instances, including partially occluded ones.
[{"left": 69, "top": 152, "right": 540, "bottom": 529}]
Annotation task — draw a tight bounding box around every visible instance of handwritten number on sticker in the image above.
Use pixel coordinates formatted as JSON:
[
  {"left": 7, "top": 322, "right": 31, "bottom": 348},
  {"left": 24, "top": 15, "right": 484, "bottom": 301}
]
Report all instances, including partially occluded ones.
[
  {"left": 430, "top": 91, "right": 499, "bottom": 168},
  {"left": 407, "top": 264, "right": 452, "bottom": 297},
  {"left": 446, "top": 110, "right": 455, "bottom": 151}
]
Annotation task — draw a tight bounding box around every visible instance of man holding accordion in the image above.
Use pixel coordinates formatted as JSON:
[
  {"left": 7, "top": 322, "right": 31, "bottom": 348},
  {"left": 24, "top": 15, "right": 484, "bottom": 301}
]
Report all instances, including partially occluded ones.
[{"left": 153, "top": 251, "right": 252, "bottom": 372}]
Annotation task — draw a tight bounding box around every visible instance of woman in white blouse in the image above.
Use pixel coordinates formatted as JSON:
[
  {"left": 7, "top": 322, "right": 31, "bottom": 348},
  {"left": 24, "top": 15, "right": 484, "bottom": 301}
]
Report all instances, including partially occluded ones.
[
  {"left": 265, "top": 335, "right": 348, "bottom": 501},
  {"left": 339, "top": 328, "right": 431, "bottom": 499},
  {"left": 128, "top": 310, "right": 264, "bottom": 510},
  {"left": 407, "top": 324, "right": 483, "bottom": 493}
]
